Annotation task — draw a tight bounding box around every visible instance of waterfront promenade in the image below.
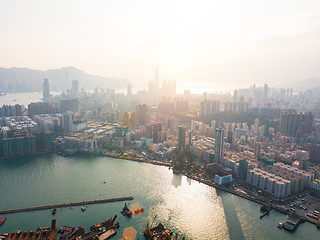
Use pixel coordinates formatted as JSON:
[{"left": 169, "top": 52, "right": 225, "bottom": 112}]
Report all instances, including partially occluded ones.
[{"left": 0, "top": 196, "right": 134, "bottom": 215}]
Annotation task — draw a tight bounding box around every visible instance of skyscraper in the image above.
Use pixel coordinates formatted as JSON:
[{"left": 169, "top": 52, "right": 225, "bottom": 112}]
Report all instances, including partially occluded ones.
[
  {"left": 263, "top": 83, "right": 268, "bottom": 101},
  {"left": 135, "top": 104, "right": 148, "bottom": 125},
  {"left": 72, "top": 80, "right": 79, "bottom": 96},
  {"left": 43, "top": 78, "right": 50, "bottom": 103},
  {"left": 123, "top": 112, "right": 130, "bottom": 127},
  {"left": 130, "top": 112, "right": 137, "bottom": 127},
  {"left": 215, "top": 128, "right": 224, "bottom": 164},
  {"left": 238, "top": 159, "right": 248, "bottom": 180},
  {"left": 264, "top": 119, "right": 270, "bottom": 137},
  {"left": 178, "top": 125, "right": 186, "bottom": 150},
  {"left": 127, "top": 84, "right": 132, "bottom": 97},
  {"left": 280, "top": 111, "right": 314, "bottom": 136}
]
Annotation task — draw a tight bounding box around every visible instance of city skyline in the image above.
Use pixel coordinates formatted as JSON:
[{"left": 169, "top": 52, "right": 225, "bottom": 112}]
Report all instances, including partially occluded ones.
[{"left": 0, "top": 1, "right": 320, "bottom": 91}]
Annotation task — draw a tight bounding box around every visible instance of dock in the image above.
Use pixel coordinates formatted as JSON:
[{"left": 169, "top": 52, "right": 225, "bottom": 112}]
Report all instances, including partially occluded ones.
[{"left": 0, "top": 196, "right": 134, "bottom": 215}]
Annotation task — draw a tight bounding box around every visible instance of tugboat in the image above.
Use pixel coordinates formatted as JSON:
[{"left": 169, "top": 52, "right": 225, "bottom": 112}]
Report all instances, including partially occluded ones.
[
  {"left": 121, "top": 203, "right": 132, "bottom": 217},
  {"left": 51, "top": 208, "right": 57, "bottom": 215},
  {"left": 0, "top": 217, "right": 6, "bottom": 226},
  {"left": 81, "top": 206, "right": 87, "bottom": 212},
  {"left": 277, "top": 222, "right": 284, "bottom": 229}
]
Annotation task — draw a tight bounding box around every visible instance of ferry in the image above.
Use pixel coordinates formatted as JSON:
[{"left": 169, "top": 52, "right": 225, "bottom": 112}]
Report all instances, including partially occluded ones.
[
  {"left": 0, "top": 217, "right": 6, "bottom": 225},
  {"left": 277, "top": 222, "right": 284, "bottom": 229}
]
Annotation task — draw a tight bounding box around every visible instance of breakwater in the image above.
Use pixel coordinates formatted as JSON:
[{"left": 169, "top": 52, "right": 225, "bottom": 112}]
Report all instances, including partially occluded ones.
[{"left": 0, "top": 196, "right": 134, "bottom": 215}]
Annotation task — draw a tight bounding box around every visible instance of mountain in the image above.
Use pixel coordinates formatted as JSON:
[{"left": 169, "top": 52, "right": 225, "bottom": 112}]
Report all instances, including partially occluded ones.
[
  {"left": 0, "top": 66, "right": 128, "bottom": 93},
  {"left": 283, "top": 77, "right": 320, "bottom": 91}
]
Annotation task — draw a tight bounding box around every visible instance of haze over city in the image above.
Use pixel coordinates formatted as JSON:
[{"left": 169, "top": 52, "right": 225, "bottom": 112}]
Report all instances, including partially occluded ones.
[
  {"left": 2, "top": 1, "right": 320, "bottom": 240},
  {"left": 1, "top": 0, "right": 320, "bottom": 92}
]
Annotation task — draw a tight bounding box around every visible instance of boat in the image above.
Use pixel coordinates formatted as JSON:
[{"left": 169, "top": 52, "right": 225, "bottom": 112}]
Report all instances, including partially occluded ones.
[
  {"left": 0, "top": 217, "right": 6, "bottom": 225},
  {"left": 81, "top": 206, "right": 87, "bottom": 212},
  {"left": 51, "top": 208, "right": 57, "bottom": 215},
  {"left": 134, "top": 207, "right": 144, "bottom": 215},
  {"left": 277, "top": 222, "right": 284, "bottom": 229},
  {"left": 97, "top": 229, "right": 117, "bottom": 240},
  {"left": 144, "top": 223, "right": 173, "bottom": 240},
  {"left": 90, "top": 215, "right": 118, "bottom": 231},
  {"left": 121, "top": 203, "right": 132, "bottom": 217}
]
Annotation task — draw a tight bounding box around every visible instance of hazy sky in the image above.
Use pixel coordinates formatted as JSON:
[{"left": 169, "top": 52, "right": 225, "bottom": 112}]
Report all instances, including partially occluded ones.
[{"left": 0, "top": 0, "right": 320, "bottom": 92}]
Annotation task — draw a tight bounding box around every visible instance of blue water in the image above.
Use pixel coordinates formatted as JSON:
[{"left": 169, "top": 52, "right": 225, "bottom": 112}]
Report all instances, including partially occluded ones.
[{"left": 0, "top": 154, "right": 319, "bottom": 239}]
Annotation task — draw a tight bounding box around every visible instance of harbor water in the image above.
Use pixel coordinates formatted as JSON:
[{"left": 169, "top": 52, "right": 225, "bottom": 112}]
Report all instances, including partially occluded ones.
[{"left": 0, "top": 154, "right": 319, "bottom": 239}]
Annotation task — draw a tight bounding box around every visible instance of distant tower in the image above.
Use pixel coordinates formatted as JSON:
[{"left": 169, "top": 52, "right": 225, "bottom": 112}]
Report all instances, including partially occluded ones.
[
  {"left": 264, "top": 119, "right": 270, "bottom": 137},
  {"left": 43, "top": 78, "right": 50, "bottom": 103},
  {"left": 127, "top": 84, "right": 132, "bottom": 97},
  {"left": 72, "top": 80, "right": 79, "bottom": 96},
  {"left": 215, "top": 128, "right": 224, "bottom": 164},
  {"left": 154, "top": 66, "right": 159, "bottom": 89},
  {"left": 234, "top": 90, "right": 238, "bottom": 102},
  {"left": 178, "top": 125, "right": 186, "bottom": 150},
  {"left": 188, "top": 130, "right": 193, "bottom": 151},
  {"left": 263, "top": 83, "right": 268, "bottom": 101}
]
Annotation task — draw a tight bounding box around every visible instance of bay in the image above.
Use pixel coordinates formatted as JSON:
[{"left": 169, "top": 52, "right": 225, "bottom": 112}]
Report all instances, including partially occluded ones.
[{"left": 0, "top": 154, "right": 318, "bottom": 239}]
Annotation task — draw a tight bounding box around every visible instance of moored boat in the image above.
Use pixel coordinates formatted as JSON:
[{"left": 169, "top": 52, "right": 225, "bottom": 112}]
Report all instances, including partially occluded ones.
[
  {"left": 144, "top": 223, "right": 173, "bottom": 240},
  {"left": 52, "top": 208, "right": 57, "bottom": 215},
  {"left": 81, "top": 206, "right": 87, "bottom": 212},
  {"left": 121, "top": 203, "right": 132, "bottom": 217},
  {"left": 0, "top": 217, "right": 6, "bottom": 226}
]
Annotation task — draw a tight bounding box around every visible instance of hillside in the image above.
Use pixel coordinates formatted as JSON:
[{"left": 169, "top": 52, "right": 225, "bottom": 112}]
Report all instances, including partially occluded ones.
[{"left": 0, "top": 66, "right": 127, "bottom": 93}]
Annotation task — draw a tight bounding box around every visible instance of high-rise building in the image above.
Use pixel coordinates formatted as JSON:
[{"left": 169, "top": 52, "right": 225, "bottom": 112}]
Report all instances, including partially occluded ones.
[
  {"left": 264, "top": 119, "right": 270, "bottom": 137},
  {"left": 60, "top": 98, "right": 79, "bottom": 113},
  {"left": 127, "top": 84, "right": 132, "bottom": 97},
  {"left": 178, "top": 125, "right": 186, "bottom": 150},
  {"left": 215, "top": 128, "right": 224, "bottom": 164},
  {"left": 72, "top": 80, "right": 79, "bottom": 96},
  {"left": 62, "top": 112, "right": 73, "bottom": 133},
  {"left": 123, "top": 112, "right": 130, "bottom": 127},
  {"left": 280, "top": 111, "right": 313, "bottom": 136},
  {"left": 135, "top": 104, "right": 148, "bottom": 125},
  {"left": 254, "top": 142, "right": 261, "bottom": 159},
  {"left": 43, "top": 78, "right": 50, "bottom": 103},
  {"left": 234, "top": 90, "right": 238, "bottom": 102},
  {"left": 263, "top": 83, "right": 268, "bottom": 101},
  {"left": 238, "top": 159, "right": 248, "bottom": 180},
  {"left": 130, "top": 112, "right": 137, "bottom": 127}
]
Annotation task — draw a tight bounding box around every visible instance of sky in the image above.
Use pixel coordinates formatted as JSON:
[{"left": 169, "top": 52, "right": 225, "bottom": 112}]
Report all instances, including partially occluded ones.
[{"left": 0, "top": 0, "right": 320, "bottom": 92}]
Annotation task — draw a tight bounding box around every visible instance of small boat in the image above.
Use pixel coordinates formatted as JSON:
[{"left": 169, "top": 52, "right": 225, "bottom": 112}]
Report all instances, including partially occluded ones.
[
  {"left": 134, "top": 207, "right": 144, "bottom": 215},
  {"left": 121, "top": 203, "right": 132, "bottom": 217},
  {"left": 0, "top": 217, "right": 6, "bottom": 225},
  {"left": 277, "top": 222, "right": 284, "bottom": 229},
  {"left": 81, "top": 206, "right": 87, "bottom": 212},
  {"left": 52, "top": 208, "right": 57, "bottom": 215}
]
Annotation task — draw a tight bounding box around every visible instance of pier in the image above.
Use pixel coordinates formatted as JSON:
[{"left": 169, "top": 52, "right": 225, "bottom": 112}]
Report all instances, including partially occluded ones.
[{"left": 0, "top": 196, "right": 134, "bottom": 215}]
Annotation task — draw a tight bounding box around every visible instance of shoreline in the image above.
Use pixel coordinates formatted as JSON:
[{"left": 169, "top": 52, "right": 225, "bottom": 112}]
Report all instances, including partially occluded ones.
[
  {"left": 2, "top": 151, "right": 318, "bottom": 229},
  {"left": 88, "top": 152, "right": 318, "bottom": 229}
]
